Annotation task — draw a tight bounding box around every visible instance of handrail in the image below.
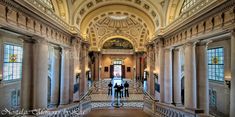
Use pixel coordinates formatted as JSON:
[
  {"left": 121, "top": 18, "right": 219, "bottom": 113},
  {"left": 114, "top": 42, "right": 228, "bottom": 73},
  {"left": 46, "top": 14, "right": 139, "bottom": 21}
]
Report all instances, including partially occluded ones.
[
  {"left": 142, "top": 89, "right": 204, "bottom": 117},
  {"left": 143, "top": 91, "right": 157, "bottom": 102}
]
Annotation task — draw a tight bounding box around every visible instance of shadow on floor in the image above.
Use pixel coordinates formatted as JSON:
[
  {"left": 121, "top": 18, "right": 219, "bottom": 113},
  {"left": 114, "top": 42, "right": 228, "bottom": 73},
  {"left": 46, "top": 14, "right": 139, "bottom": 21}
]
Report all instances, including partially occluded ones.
[{"left": 84, "top": 109, "right": 151, "bottom": 117}]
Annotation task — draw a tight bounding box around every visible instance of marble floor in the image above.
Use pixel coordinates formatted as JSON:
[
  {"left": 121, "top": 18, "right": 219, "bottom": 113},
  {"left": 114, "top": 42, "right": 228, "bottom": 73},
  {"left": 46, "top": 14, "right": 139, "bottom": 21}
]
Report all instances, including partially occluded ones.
[
  {"left": 79, "top": 79, "right": 153, "bottom": 117},
  {"left": 89, "top": 78, "right": 146, "bottom": 109},
  {"left": 84, "top": 109, "right": 151, "bottom": 117}
]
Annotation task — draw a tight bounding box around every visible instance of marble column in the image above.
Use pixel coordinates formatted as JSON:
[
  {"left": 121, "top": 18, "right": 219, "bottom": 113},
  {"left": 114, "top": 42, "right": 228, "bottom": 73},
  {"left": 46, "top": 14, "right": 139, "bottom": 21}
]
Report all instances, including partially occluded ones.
[
  {"left": 184, "top": 42, "right": 197, "bottom": 109},
  {"left": 98, "top": 53, "right": 102, "bottom": 81},
  {"left": 159, "top": 41, "right": 165, "bottom": 102},
  {"left": 80, "top": 44, "right": 89, "bottom": 96},
  {"left": 147, "top": 46, "right": 155, "bottom": 95},
  {"left": 140, "top": 54, "right": 145, "bottom": 80},
  {"left": 95, "top": 52, "right": 100, "bottom": 81},
  {"left": 147, "top": 47, "right": 151, "bottom": 93},
  {"left": 69, "top": 48, "right": 75, "bottom": 103},
  {"left": 164, "top": 48, "right": 173, "bottom": 104},
  {"left": 230, "top": 30, "right": 235, "bottom": 117},
  {"left": 33, "top": 39, "right": 49, "bottom": 109},
  {"left": 197, "top": 42, "right": 209, "bottom": 114},
  {"left": 133, "top": 54, "right": 136, "bottom": 80},
  {"left": 73, "top": 41, "right": 81, "bottom": 101},
  {"left": 173, "top": 48, "right": 182, "bottom": 106},
  {"left": 136, "top": 53, "right": 140, "bottom": 80},
  {"left": 50, "top": 47, "right": 60, "bottom": 107},
  {"left": 150, "top": 47, "right": 155, "bottom": 96},
  {"left": 21, "top": 39, "right": 34, "bottom": 110},
  {"left": 60, "top": 48, "right": 70, "bottom": 106}
]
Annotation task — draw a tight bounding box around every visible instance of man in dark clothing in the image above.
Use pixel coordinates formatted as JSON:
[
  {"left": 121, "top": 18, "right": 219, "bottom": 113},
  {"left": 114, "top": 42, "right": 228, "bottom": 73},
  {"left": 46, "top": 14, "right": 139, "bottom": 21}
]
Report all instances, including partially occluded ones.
[
  {"left": 114, "top": 83, "right": 118, "bottom": 98},
  {"left": 124, "top": 81, "right": 129, "bottom": 97},
  {"left": 120, "top": 84, "right": 124, "bottom": 98},
  {"left": 108, "top": 82, "right": 113, "bottom": 96}
]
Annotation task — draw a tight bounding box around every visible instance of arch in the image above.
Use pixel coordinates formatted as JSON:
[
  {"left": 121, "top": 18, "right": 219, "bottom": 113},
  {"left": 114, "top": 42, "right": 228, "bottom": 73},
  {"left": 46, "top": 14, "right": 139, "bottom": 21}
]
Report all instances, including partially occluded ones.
[
  {"left": 72, "top": 0, "right": 162, "bottom": 32},
  {"left": 80, "top": 4, "right": 156, "bottom": 39}
]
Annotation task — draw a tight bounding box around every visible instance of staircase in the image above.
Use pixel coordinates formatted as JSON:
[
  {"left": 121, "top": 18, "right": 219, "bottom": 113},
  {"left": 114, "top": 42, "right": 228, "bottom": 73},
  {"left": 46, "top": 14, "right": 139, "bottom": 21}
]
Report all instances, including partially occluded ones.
[{"left": 33, "top": 80, "right": 205, "bottom": 117}]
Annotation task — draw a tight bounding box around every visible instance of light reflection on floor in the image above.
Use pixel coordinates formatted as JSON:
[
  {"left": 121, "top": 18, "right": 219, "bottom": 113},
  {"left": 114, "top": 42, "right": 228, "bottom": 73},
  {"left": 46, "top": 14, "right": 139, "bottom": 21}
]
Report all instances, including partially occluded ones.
[
  {"left": 143, "top": 80, "right": 147, "bottom": 92},
  {"left": 112, "top": 77, "right": 123, "bottom": 86},
  {"left": 91, "top": 78, "right": 144, "bottom": 109}
]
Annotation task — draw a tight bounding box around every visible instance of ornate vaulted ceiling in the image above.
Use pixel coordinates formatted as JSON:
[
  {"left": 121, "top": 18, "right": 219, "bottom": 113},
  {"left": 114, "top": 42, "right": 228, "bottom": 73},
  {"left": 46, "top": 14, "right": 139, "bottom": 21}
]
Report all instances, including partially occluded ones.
[{"left": 38, "top": 0, "right": 186, "bottom": 51}]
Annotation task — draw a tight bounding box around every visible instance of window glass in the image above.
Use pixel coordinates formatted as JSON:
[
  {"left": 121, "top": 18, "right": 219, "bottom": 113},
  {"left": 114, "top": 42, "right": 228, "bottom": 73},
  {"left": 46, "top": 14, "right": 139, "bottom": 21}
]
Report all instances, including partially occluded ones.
[
  {"left": 207, "top": 47, "right": 224, "bottom": 81},
  {"left": 3, "top": 44, "right": 23, "bottom": 80}
]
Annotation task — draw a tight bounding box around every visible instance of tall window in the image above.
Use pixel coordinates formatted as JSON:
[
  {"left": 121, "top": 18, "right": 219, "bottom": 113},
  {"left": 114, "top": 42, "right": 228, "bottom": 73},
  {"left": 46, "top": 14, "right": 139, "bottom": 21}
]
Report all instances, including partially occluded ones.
[
  {"left": 180, "top": 0, "right": 197, "bottom": 13},
  {"left": 207, "top": 47, "right": 224, "bottom": 81},
  {"left": 3, "top": 44, "right": 23, "bottom": 80}
]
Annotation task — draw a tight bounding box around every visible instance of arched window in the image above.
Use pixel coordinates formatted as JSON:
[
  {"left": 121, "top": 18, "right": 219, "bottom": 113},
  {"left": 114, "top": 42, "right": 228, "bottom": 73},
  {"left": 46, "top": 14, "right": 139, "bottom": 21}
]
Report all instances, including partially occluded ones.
[
  {"left": 180, "top": 0, "right": 197, "bottom": 13},
  {"left": 39, "top": 0, "right": 54, "bottom": 10}
]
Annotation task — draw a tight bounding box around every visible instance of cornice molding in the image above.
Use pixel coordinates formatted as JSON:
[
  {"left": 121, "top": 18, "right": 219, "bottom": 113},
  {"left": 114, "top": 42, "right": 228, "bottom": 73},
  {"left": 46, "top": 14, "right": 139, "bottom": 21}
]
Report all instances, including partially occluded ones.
[
  {"left": 163, "top": 0, "right": 234, "bottom": 38},
  {"left": 12, "top": 0, "right": 82, "bottom": 37}
]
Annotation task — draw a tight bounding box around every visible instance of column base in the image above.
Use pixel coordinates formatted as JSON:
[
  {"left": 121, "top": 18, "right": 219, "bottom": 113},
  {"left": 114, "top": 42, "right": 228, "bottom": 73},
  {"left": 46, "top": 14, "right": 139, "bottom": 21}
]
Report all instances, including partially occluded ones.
[
  {"left": 73, "top": 100, "right": 80, "bottom": 103},
  {"left": 48, "top": 104, "right": 58, "bottom": 108},
  {"left": 174, "top": 103, "right": 183, "bottom": 107},
  {"left": 58, "top": 104, "right": 69, "bottom": 108}
]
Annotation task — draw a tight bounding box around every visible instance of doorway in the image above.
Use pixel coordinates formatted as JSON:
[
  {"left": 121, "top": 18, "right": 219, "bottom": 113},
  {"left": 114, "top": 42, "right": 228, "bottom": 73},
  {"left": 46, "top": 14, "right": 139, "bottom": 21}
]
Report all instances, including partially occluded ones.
[
  {"left": 113, "top": 60, "right": 122, "bottom": 79},
  {"left": 114, "top": 65, "right": 122, "bottom": 78}
]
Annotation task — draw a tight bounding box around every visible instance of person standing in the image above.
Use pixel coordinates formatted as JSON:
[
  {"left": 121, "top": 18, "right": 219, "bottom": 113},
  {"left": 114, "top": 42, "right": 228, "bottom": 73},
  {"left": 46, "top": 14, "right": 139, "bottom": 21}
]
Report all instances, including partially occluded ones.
[
  {"left": 124, "top": 81, "right": 129, "bottom": 97},
  {"left": 114, "top": 83, "right": 118, "bottom": 98},
  {"left": 117, "top": 85, "right": 121, "bottom": 98},
  {"left": 108, "top": 82, "right": 113, "bottom": 96},
  {"left": 120, "top": 84, "right": 124, "bottom": 98}
]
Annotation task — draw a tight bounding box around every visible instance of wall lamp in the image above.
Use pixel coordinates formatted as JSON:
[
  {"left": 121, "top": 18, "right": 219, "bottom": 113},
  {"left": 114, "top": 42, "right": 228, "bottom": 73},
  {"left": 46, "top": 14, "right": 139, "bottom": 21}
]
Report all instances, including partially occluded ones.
[{"left": 225, "top": 75, "right": 231, "bottom": 89}]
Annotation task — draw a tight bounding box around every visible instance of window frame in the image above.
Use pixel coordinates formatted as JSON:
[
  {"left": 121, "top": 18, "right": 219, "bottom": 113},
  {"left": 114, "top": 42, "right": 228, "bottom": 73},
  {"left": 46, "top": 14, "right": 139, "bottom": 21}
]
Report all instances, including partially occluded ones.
[
  {"left": 2, "top": 43, "right": 23, "bottom": 81},
  {"left": 207, "top": 47, "right": 224, "bottom": 82}
]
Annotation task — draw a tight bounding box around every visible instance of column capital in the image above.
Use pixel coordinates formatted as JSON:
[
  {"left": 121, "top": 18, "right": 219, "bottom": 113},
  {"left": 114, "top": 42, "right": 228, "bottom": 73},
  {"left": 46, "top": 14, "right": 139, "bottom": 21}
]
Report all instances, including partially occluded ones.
[
  {"left": 60, "top": 46, "right": 70, "bottom": 51},
  {"left": 231, "top": 28, "right": 235, "bottom": 32},
  {"left": 173, "top": 48, "right": 180, "bottom": 52},
  {"left": 49, "top": 43, "right": 60, "bottom": 49},
  {"left": 18, "top": 36, "right": 35, "bottom": 43},
  {"left": 183, "top": 41, "right": 198, "bottom": 51},
  {"left": 32, "top": 36, "right": 48, "bottom": 45},
  {"left": 197, "top": 40, "right": 213, "bottom": 48},
  {"left": 231, "top": 29, "right": 235, "bottom": 35},
  {"left": 165, "top": 47, "right": 173, "bottom": 52},
  {"left": 158, "top": 39, "right": 164, "bottom": 47},
  {"left": 185, "top": 41, "right": 198, "bottom": 46}
]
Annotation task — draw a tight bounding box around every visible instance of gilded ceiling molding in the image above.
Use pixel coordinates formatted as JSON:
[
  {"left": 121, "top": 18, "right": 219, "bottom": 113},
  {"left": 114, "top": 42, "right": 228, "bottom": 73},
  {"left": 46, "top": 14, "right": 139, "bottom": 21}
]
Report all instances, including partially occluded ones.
[
  {"left": 0, "top": 0, "right": 72, "bottom": 47},
  {"left": 55, "top": 0, "right": 69, "bottom": 23},
  {"left": 162, "top": 2, "right": 235, "bottom": 48},
  {"left": 72, "top": 0, "right": 161, "bottom": 31},
  {"left": 85, "top": 11, "right": 150, "bottom": 49},
  {"left": 79, "top": 5, "right": 155, "bottom": 38},
  {"left": 166, "top": 0, "right": 183, "bottom": 25},
  {"left": 51, "top": 0, "right": 60, "bottom": 17}
]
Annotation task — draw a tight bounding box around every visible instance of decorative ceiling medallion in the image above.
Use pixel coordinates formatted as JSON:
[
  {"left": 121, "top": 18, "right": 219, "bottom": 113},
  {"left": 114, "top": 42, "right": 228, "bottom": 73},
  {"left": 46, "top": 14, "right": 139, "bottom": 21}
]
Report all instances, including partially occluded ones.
[
  {"left": 130, "top": 28, "right": 139, "bottom": 36},
  {"left": 98, "top": 27, "right": 106, "bottom": 36}
]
